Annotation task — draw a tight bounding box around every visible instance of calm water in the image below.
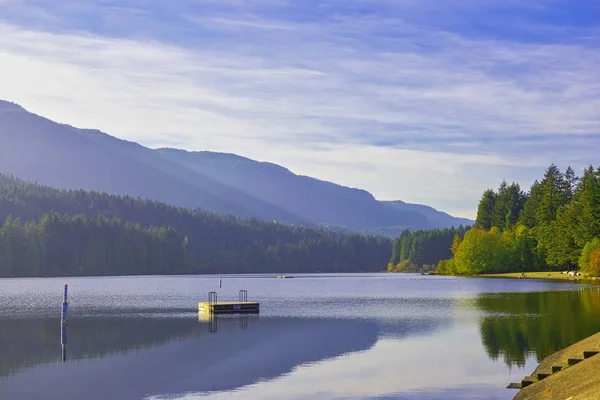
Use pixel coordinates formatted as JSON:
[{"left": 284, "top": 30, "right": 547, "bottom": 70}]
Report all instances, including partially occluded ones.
[{"left": 1, "top": 273, "right": 599, "bottom": 400}]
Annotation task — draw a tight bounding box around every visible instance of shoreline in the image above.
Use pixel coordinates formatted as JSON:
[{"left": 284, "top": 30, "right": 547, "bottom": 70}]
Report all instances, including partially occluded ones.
[
  {"left": 476, "top": 271, "right": 597, "bottom": 281},
  {"left": 511, "top": 331, "right": 600, "bottom": 399}
]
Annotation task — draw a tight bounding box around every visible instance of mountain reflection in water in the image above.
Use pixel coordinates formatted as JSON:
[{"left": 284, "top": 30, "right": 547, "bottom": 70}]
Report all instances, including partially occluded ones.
[
  {"left": 2, "top": 273, "right": 583, "bottom": 399},
  {"left": 0, "top": 315, "right": 381, "bottom": 400}
]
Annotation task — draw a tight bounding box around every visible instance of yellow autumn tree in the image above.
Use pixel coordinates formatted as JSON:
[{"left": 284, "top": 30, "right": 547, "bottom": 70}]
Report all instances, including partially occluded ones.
[{"left": 586, "top": 247, "right": 600, "bottom": 277}]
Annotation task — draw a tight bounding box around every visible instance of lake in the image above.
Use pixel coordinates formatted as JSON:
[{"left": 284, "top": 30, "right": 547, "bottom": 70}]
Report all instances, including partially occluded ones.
[{"left": 1, "top": 273, "right": 599, "bottom": 400}]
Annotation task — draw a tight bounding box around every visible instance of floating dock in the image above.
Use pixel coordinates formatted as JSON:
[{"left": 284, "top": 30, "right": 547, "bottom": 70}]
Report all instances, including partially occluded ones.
[
  {"left": 198, "top": 290, "right": 259, "bottom": 315},
  {"left": 198, "top": 301, "right": 260, "bottom": 314}
]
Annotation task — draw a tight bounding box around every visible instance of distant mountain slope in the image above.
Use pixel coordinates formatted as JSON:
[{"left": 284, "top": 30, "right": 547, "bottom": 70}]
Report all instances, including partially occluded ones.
[
  {"left": 0, "top": 100, "right": 305, "bottom": 224},
  {"left": 156, "top": 148, "right": 431, "bottom": 231},
  {"left": 0, "top": 99, "right": 471, "bottom": 233},
  {"left": 382, "top": 200, "right": 473, "bottom": 229}
]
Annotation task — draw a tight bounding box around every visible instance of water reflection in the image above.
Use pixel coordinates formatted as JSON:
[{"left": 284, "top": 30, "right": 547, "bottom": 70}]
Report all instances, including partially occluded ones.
[
  {"left": 475, "top": 286, "right": 600, "bottom": 367},
  {"left": 198, "top": 313, "right": 251, "bottom": 333},
  {"left": 0, "top": 316, "right": 202, "bottom": 379},
  {"left": 198, "top": 314, "right": 253, "bottom": 333},
  {"left": 0, "top": 316, "right": 380, "bottom": 400},
  {"left": 61, "top": 323, "right": 67, "bottom": 363},
  {"left": 3, "top": 273, "right": 574, "bottom": 399}
]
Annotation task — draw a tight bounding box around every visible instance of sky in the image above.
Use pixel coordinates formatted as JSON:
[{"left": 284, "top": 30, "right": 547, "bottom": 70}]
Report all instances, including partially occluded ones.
[{"left": 0, "top": 1, "right": 598, "bottom": 219}]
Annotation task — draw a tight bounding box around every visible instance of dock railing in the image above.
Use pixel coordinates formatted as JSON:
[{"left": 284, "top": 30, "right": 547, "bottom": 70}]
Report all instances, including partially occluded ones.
[{"left": 208, "top": 291, "right": 217, "bottom": 307}]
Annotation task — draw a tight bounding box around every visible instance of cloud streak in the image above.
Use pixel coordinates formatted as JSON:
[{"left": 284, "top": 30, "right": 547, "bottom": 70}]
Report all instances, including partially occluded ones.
[{"left": 0, "top": 0, "right": 598, "bottom": 218}]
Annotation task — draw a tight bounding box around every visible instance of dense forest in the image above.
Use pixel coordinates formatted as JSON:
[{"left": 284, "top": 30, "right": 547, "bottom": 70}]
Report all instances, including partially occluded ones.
[
  {"left": 436, "top": 164, "right": 600, "bottom": 276},
  {"left": 0, "top": 173, "right": 392, "bottom": 277},
  {"left": 387, "top": 226, "right": 469, "bottom": 273}
]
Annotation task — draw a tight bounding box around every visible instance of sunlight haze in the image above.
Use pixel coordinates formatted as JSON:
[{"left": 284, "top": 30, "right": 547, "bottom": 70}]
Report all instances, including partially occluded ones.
[{"left": 0, "top": 0, "right": 598, "bottom": 218}]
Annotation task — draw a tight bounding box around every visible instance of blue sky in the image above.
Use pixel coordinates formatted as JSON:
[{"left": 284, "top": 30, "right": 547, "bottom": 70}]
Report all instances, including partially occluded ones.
[{"left": 0, "top": 0, "right": 598, "bottom": 218}]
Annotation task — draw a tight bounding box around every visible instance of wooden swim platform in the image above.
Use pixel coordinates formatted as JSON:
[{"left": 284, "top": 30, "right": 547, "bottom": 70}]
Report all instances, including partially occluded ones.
[
  {"left": 198, "top": 301, "right": 260, "bottom": 314},
  {"left": 198, "top": 290, "right": 260, "bottom": 315}
]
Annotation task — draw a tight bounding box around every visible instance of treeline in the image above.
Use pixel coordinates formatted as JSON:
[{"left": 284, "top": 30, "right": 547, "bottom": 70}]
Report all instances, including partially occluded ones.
[
  {"left": 437, "top": 164, "right": 600, "bottom": 276},
  {"left": 0, "top": 173, "right": 392, "bottom": 277},
  {"left": 388, "top": 226, "right": 469, "bottom": 272},
  {"left": 0, "top": 214, "right": 185, "bottom": 277}
]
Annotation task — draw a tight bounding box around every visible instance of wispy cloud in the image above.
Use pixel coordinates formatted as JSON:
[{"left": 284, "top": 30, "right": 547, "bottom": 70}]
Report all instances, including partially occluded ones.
[{"left": 0, "top": 0, "right": 598, "bottom": 218}]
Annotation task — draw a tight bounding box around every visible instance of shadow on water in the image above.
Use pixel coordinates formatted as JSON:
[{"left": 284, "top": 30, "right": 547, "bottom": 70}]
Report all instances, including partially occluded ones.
[
  {"left": 0, "top": 316, "right": 202, "bottom": 379},
  {"left": 0, "top": 315, "right": 379, "bottom": 400},
  {"left": 473, "top": 287, "right": 600, "bottom": 368},
  {"left": 0, "top": 307, "right": 452, "bottom": 400}
]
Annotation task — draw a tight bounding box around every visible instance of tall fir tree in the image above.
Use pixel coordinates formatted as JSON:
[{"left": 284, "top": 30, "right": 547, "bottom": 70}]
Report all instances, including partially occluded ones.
[
  {"left": 476, "top": 189, "right": 496, "bottom": 230},
  {"left": 536, "top": 163, "right": 567, "bottom": 225}
]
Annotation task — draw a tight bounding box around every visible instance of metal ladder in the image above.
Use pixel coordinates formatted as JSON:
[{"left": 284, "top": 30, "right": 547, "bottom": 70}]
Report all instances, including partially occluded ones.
[{"left": 208, "top": 291, "right": 217, "bottom": 307}]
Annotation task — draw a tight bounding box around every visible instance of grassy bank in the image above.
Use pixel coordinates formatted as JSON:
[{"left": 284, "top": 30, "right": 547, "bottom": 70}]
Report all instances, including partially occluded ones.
[{"left": 477, "top": 271, "right": 592, "bottom": 280}]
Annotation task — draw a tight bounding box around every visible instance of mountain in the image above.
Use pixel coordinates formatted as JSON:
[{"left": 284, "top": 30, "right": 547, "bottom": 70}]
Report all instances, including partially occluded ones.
[
  {"left": 0, "top": 100, "right": 304, "bottom": 224},
  {"left": 382, "top": 200, "right": 473, "bottom": 229},
  {"left": 156, "top": 148, "right": 432, "bottom": 231},
  {"left": 0, "top": 99, "right": 472, "bottom": 234},
  {"left": 156, "top": 149, "right": 473, "bottom": 232}
]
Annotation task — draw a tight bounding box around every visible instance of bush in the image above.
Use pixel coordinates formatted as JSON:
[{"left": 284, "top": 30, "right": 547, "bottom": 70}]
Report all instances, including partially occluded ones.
[
  {"left": 436, "top": 259, "right": 455, "bottom": 275},
  {"left": 586, "top": 248, "right": 600, "bottom": 277},
  {"left": 579, "top": 238, "right": 600, "bottom": 274}
]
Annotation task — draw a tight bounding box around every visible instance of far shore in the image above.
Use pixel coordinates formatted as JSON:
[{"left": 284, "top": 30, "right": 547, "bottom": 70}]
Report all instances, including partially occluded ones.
[{"left": 477, "top": 271, "right": 598, "bottom": 281}]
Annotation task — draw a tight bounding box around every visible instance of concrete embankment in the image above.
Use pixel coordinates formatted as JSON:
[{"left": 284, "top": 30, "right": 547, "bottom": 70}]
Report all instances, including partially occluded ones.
[{"left": 511, "top": 332, "right": 600, "bottom": 399}]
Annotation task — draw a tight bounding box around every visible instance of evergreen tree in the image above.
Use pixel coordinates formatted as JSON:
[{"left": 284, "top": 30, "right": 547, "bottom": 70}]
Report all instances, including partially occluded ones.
[
  {"left": 389, "top": 238, "right": 402, "bottom": 266},
  {"left": 536, "top": 163, "right": 566, "bottom": 225},
  {"left": 519, "top": 181, "right": 541, "bottom": 228},
  {"left": 572, "top": 166, "right": 600, "bottom": 247},
  {"left": 476, "top": 189, "right": 496, "bottom": 230},
  {"left": 389, "top": 226, "right": 470, "bottom": 271},
  {"left": 504, "top": 183, "right": 527, "bottom": 229},
  {"left": 492, "top": 180, "right": 509, "bottom": 229},
  {"left": 442, "top": 164, "right": 600, "bottom": 276},
  {"left": 0, "top": 173, "right": 393, "bottom": 277},
  {"left": 564, "top": 166, "right": 578, "bottom": 202}
]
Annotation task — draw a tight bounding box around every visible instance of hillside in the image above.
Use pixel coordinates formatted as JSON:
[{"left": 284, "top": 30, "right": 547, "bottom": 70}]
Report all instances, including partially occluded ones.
[
  {"left": 0, "top": 173, "right": 392, "bottom": 277},
  {"left": 157, "top": 148, "right": 433, "bottom": 231},
  {"left": 0, "top": 100, "right": 304, "bottom": 224},
  {"left": 382, "top": 200, "right": 473, "bottom": 229},
  {"left": 0, "top": 100, "right": 471, "bottom": 233}
]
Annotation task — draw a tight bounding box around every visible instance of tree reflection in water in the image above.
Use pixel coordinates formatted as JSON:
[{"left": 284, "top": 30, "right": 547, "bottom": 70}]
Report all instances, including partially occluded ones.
[{"left": 475, "top": 287, "right": 600, "bottom": 367}]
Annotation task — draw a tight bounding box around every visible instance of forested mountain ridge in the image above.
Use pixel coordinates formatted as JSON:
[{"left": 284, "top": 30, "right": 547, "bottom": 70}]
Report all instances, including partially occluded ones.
[
  {"left": 0, "top": 99, "right": 470, "bottom": 234},
  {"left": 158, "top": 148, "right": 438, "bottom": 231},
  {"left": 0, "top": 173, "right": 392, "bottom": 277},
  {"left": 0, "top": 101, "right": 304, "bottom": 224},
  {"left": 435, "top": 164, "right": 600, "bottom": 276},
  {"left": 381, "top": 200, "right": 473, "bottom": 230}
]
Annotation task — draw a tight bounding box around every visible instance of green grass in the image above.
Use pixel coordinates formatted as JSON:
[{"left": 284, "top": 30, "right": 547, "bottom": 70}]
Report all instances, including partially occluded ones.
[{"left": 478, "top": 271, "right": 582, "bottom": 280}]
